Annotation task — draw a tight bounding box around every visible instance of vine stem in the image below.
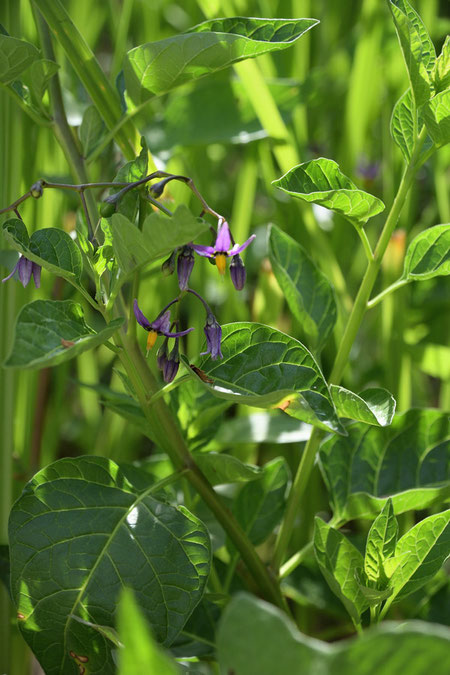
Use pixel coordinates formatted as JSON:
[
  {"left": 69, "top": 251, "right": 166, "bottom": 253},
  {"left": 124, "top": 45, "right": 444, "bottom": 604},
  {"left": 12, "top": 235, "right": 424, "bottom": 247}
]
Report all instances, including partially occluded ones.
[{"left": 272, "top": 126, "right": 429, "bottom": 573}]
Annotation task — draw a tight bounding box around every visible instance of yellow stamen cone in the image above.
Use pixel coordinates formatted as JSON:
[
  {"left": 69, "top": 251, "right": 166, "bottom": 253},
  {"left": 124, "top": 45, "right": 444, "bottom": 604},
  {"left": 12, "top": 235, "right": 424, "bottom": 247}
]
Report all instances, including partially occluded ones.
[
  {"left": 215, "top": 253, "right": 227, "bottom": 276},
  {"left": 146, "top": 330, "right": 158, "bottom": 351}
]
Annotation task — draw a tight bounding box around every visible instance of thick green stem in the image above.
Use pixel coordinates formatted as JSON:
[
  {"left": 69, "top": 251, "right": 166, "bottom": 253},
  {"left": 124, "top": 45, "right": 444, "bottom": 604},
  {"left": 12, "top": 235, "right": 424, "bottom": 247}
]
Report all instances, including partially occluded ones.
[{"left": 272, "top": 127, "right": 428, "bottom": 572}]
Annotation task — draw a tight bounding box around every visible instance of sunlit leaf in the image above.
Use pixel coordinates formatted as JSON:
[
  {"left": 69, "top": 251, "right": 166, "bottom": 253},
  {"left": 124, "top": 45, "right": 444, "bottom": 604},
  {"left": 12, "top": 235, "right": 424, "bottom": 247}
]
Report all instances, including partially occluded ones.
[
  {"left": 364, "top": 499, "right": 398, "bottom": 583},
  {"left": 194, "top": 452, "right": 261, "bottom": 485},
  {"left": 272, "top": 158, "right": 385, "bottom": 227},
  {"left": 218, "top": 593, "right": 450, "bottom": 675},
  {"left": 216, "top": 411, "right": 311, "bottom": 445},
  {"left": 390, "top": 88, "right": 433, "bottom": 161},
  {"left": 402, "top": 224, "right": 450, "bottom": 281},
  {"left": 330, "top": 386, "right": 396, "bottom": 427},
  {"left": 422, "top": 90, "right": 450, "bottom": 148},
  {"left": 268, "top": 224, "right": 337, "bottom": 351},
  {"left": 191, "top": 323, "right": 343, "bottom": 434},
  {"left": 314, "top": 517, "right": 369, "bottom": 623},
  {"left": 124, "top": 17, "right": 319, "bottom": 103},
  {"left": 319, "top": 409, "right": 450, "bottom": 520},
  {"left": 388, "top": 0, "right": 435, "bottom": 108},
  {"left": 9, "top": 456, "right": 210, "bottom": 675},
  {"left": 433, "top": 35, "right": 450, "bottom": 93},
  {"left": 0, "top": 34, "right": 39, "bottom": 83},
  {"left": 4, "top": 300, "right": 123, "bottom": 369}
]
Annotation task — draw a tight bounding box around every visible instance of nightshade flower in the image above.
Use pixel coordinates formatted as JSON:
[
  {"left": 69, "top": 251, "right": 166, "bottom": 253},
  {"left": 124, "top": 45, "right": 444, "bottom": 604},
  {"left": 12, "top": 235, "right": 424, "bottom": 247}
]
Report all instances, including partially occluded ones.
[
  {"left": 2, "top": 255, "right": 41, "bottom": 288},
  {"left": 192, "top": 219, "right": 255, "bottom": 276},
  {"left": 133, "top": 299, "right": 194, "bottom": 351},
  {"left": 229, "top": 254, "right": 246, "bottom": 291},
  {"left": 177, "top": 246, "right": 195, "bottom": 290},
  {"left": 202, "top": 313, "right": 223, "bottom": 360},
  {"left": 163, "top": 340, "right": 180, "bottom": 383}
]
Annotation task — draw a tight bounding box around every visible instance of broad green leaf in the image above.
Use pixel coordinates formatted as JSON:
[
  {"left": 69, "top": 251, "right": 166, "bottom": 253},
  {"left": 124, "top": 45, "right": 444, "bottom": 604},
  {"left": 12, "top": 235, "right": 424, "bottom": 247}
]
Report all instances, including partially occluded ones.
[
  {"left": 388, "top": 510, "right": 450, "bottom": 601},
  {"left": 354, "top": 571, "right": 393, "bottom": 606},
  {"left": 422, "top": 90, "right": 450, "bottom": 148},
  {"left": 390, "top": 88, "right": 433, "bottom": 161},
  {"left": 109, "top": 206, "right": 209, "bottom": 277},
  {"left": 0, "top": 34, "right": 39, "bottom": 83},
  {"left": 21, "top": 58, "right": 59, "bottom": 111},
  {"left": 193, "top": 323, "right": 343, "bottom": 434},
  {"left": 388, "top": 0, "right": 436, "bottom": 108},
  {"left": 216, "top": 411, "right": 311, "bottom": 445},
  {"left": 319, "top": 409, "right": 450, "bottom": 520},
  {"left": 433, "top": 35, "right": 450, "bottom": 93},
  {"left": 171, "top": 598, "right": 219, "bottom": 659},
  {"left": 231, "top": 457, "right": 290, "bottom": 547},
  {"left": 273, "top": 158, "right": 385, "bottom": 227},
  {"left": 314, "top": 517, "right": 369, "bottom": 623},
  {"left": 118, "top": 589, "right": 177, "bottom": 675},
  {"left": 9, "top": 456, "right": 210, "bottom": 675},
  {"left": 268, "top": 224, "right": 336, "bottom": 351},
  {"left": 194, "top": 452, "right": 261, "bottom": 485},
  {"left": 330, "top": 386, "right": 396, "bottom": 427},
  {"left": 402, "top": 224, "right": 450, "bottom": 281},
  {"left": 364, "top": 499, "right": 398, "bottom": 583},
  {"left": 4, "top": 300, "right": 123, "bottom": 369},
  {"left": 218, "top": 593, "right": 450, "bottom": 675},
  {"left": 124, "top": 17, "right": 319, "bottom": 103},
  {"left": 3, "top": 219, "right": 83, "bottom": 283},
  {"left": 79, "top": 104, "right": 107, "bottom": 157}
]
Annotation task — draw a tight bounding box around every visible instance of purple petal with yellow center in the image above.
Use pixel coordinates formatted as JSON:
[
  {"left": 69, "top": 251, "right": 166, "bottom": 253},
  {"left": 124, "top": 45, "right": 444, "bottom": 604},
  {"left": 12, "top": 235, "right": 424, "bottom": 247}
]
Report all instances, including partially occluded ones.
[{"left": 191, "top": 244, "right": 215, "bottom": 258}]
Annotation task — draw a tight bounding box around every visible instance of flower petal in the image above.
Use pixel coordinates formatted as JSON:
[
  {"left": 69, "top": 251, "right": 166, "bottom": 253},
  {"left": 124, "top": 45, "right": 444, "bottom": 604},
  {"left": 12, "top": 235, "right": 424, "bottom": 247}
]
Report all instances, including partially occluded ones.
[
  {"left": 2, "top": 260, "right": 19, "bottom": 283},
  {"left": 164, "top": 327, "right": 195, "bottom": 338},
  {"left": 32, "top": 263, "right": 41, "bottom": 289},
  {"left": 151, "top": 310, "right": 171, "bottom": 334},
  {"left": 17, "top": 257, "right": 32, "bottom": 287},
  {"left": 214, "top": 219, "right": 231, "bottom": 252},
  {"left": 191, "top": 245, "right": 215, "bottom": 258},
  {"left": 133, "top": 299, "right": 151, "bottom": 330},
  {"left": 229, "top": 234, "right": 256, "bottom": 256}
]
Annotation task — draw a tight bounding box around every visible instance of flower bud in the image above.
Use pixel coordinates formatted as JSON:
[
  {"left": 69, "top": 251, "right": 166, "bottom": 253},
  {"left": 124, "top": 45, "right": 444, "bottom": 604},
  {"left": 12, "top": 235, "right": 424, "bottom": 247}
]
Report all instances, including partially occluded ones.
[
  {"left": 30, "top": 181, "right": 43, "bottom": 199},
  {"left": 202, "top": 313, "right": 223, "bottom": 360},
  {"left": 161, "top": 250, "right": 176, "bottom": 276},
  {"left": 177, "top": 246, "right": 195, "bottom": 290},
  {"left": 163, "top": 339, "right": 180, "bottom": 383},
  {"left": 156, "top": 336, "right": 170, "bottom": 370},
  {"left": 230, "top": 254, "right": 246, "bottom": 290},
  {"left": 99, "top": 198, "right": 117, "bottom": 218}
]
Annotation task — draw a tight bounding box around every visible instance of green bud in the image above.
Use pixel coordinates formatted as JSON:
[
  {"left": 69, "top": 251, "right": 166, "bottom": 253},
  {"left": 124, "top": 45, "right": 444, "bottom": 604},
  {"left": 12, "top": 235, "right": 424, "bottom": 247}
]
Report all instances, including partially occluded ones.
[{"left": 100, "top": 201, "right": 116, "bottom": 218}]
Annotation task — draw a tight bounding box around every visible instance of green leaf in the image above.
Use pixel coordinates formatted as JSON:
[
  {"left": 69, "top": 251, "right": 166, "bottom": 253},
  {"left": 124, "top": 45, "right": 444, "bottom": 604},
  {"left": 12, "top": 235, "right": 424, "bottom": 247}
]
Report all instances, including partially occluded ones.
[
  {"left": 422, "top": 90, "right": 450, "bottom": 148},
  {"left": 232, "top": 457, "right": 290, "bottom": 547},
  {"left": 388, "top": 510, "right": 450, "bottom": 601},
  {"left": 79, "top": 104, "right": 107, "bottom": 157},
  {"left": 216, "top": 411, "right": 311, "bottom": 445},
  {"left": 402, "top": 224, "right": 450, "bottom": 281},
  {"left": 193, "top": 323, "right": 343, "bottom": 434},
  {"left": 118, "top": 589, "right": 178, "bottom": 675},
  {"left": 272, "top": 158, "right": 385, "bottom": 227},
  {"left": 4, "top": 300, "right": 123, "bottom": 369},
  {"left": 364, "top": 499, "right": 398, "bottom": 583},
  {"left": 268, "top": 224, "right": 336, "bottom": 351},
  {"left": 218, "top": 593, "right": 450, "bottom": 675},
  {"left": 9, "top": 456, "right": 210, "bottom": 675},
  {"left": 354, "top": 571, "right": 393, "bottom": 606},
  {"left": 330, "top": 386, "right": 396, "bottom": 427},
  {"left": 390, "top": 88, "right": 433, "bottom": 161},
  {"left": 124, "top": 17, "right": 319, "bottom": 103},
  {"left": 21, "top": 58, "right": 59, "bottom": 111},
  {"left": 111, "top": 138, "right": 148, "bottom": 221},
  {"left": 0, "top": 34, "right": 39, "bottom": 83},
  {"left": 109, "top": 206, "right": 209, "bottom": 277},
  {"left": 388, "top": 0, "right": 435, "bottom": 108},
  {"left": 314, "top": 517, "right": 369, "bottom": 623},
  {"left": 319, "top": 409, "right": 450, "bottom": 521},
  {"left": 433, "top": 35, "right": 450, "bottom": 93},
  {"left": 194, "top": 452, "right": 261, "bottom": 485},
  {"left": 3, "top": 219, "right": 83, "bottom": 283}
]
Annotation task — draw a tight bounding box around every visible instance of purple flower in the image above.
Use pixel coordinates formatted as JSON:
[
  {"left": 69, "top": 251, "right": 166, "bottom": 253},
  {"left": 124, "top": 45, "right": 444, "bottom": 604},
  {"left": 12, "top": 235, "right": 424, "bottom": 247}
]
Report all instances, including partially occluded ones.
[
  {"left": 133, "top": 299, "right": 194, "bottom": 351},
  {"left": 2, "top": 255, "right": 41, "bottom": 288},
  {"left": 177, "top": 246, "right": 195, "bottom": 290},
  {"left": 192, "top": 219, "right": 255, "bottom": 276},
  {"left": 230, "top": 254, "right": 246, "bottom": 291},
  {"left": 202, "top": 313, "right": 223, "bottom": 360},
  {"left": 163, "top": 339, "right": 180, "bottom": 383}
]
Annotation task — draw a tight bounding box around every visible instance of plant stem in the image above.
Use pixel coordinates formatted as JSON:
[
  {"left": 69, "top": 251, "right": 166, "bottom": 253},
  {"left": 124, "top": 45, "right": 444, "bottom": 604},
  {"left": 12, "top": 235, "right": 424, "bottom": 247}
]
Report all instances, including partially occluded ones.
[
  {"left": 272, "top": 126, "right": 428, "bottom": 572},
  {"left": 356, "top": 226, "right": 374, "bottom": 262},
  {"left": 367, "top": 278, "right": 409, "bottom": 309}
]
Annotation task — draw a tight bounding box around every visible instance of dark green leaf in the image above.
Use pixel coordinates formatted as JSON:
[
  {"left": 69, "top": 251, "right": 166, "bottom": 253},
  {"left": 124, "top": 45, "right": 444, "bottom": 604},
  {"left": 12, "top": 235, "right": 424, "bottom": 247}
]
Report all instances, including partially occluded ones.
[
  {"left": 79, "top": 104, "right": 107, "bottom": 157},
  {"left": 364, "top": 499, "right": 398, "bottom": 583},
  {"left": 402, "top": 224, "right": 450, "bottom": 281},
  {"left": 124, "top": 17, "right": 319, "bottom": 103},
  {"left": 194, "top": 452, "right": 261, "bottom": 485},
  {"left": 330, "top": 386, "right": 396, "bottom": 427},
  {"left": 118, "top": 589, "right": 178, "bottom": 675},
  {"left": 3, "top": 218, "right": 83, "bottom": 283},
  {"left": 194, "top": 323, "right": 343, "bottom": 434},
  {"left": 232, "top": 457, "right": 290, "bottom": 547},
  {"left": 273, "top": 158, "right": 385, "bottom": 227},
  {"left": 314, "top": 517, "right": 369, "bottom": 623},
  {"left": 422, "top": 90, "right": 450, "bottom": 148},
  {"left": 268, "top": 224, "right": 336, "bottom": 351},
  {"left": 319, "top": 409, "right": 450, "bottom": 520},
  {"left": 390, "top": 88, "right": 433, "bottom": 161},
  {"left": 387, "top": 510, "right": 450, "bottom": 601},
  {"left": 218, "top": 593, "right": 450, "bottom": 675},
  {"left": 388, "top": 0, "right": 435, "bottom": 107},
  {"left": 9, "top": 456, "right": 210, "bottom": 675},
  {"left": 4, "top": 300, "right": 123, "bottom": 369},
  {"left": 0, "top": 34, "right": 39, "bottom": 83}
]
